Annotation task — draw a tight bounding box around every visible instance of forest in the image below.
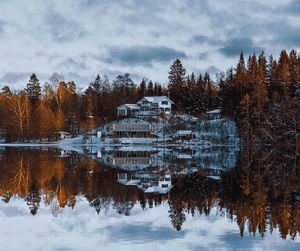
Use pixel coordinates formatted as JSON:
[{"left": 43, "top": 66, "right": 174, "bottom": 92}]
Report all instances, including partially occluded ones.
[{"left": 0, "top": 49, "right": 299, "bottom": 147}]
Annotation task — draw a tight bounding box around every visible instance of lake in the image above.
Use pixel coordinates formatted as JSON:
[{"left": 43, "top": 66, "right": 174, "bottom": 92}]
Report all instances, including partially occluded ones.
[{"left": 0, "top": 146, "right": 299, "bottom": 250}]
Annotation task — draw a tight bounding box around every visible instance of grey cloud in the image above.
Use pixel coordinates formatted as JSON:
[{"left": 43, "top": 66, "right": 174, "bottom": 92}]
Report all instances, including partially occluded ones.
[
  {"left": 0, "top": 20, "right": 5, "bottom": 34},
  {"left": 198, "top": 52, "right": 208, "bottom": 60},
  {"left": 106, "top": 223, "right": 184, "bottom": 242},
  {"left": 206, "top": 65, "right": 221, "bottom": 75},
  {"left": 280, "top": 0, "right": 300, "bottom": 15},
  {"left": 123, "top": 13, "right": 167, "bottom": 27},
  {"left": 1, "top": 207, "right": 27, "bottom": 217},
  {"left": 55, "top": 57, "right": 87, "bottom": 71},
  {"left": 218, "top": 37, "right": 263, "bottom": 57},
  {"left": 106, "top": 46, "right": 187, "bottom": 66},
  {"left": 45, "top": 9, "right": 86, "bottom": 42},
  {"left": 192, "top": 35, "right": 212, "bottom": 44},
  {"left": 274, "top": 25, "right": 300, "bottom": 48},
  {"left": 63, "top": 72, "right": 95, "bottom": 88},
  {"left": 0, "top": 72, "right": 31, "bottom": 84}
]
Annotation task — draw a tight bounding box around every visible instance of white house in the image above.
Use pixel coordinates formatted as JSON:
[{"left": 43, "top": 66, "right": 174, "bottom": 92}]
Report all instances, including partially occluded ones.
[
  {"left": 206, "top": 109, "right": 221, "bottom": 120},
  {"left": 117, "top": 96, "right": 174, "bottom": 117}
]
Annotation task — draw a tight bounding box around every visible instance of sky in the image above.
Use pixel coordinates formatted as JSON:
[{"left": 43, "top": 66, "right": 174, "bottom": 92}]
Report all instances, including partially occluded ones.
[{"left": 0, "top": 0, "right": 300, "bottom": 90}]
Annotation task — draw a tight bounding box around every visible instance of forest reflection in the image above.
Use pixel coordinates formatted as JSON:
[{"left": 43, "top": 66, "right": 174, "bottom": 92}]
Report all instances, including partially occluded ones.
[{"left": 0, "top": 147, "right": 298, "bottom": 240}]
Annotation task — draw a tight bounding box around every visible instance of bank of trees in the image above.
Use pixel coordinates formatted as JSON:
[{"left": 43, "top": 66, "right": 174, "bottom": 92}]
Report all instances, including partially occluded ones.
[
  {"left": 218, "top": 50, "right": 299, "bottom": 148},
  {"left": 0, "top": 49, "right": 299, "bottom": 145},
  {"left": 0, "top": 72, "right": 169, "bottom": 142}
]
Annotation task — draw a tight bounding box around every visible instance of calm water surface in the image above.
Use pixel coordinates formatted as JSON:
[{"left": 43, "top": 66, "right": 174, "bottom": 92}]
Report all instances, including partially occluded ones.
[{"left": 0, "top": 146, "right": 299, "bottom": 250}]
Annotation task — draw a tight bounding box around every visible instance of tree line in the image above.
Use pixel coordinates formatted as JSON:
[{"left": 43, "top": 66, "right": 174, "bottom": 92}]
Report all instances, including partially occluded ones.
[
  {"left": 0, "top": 49, "right": 299, "bottom": 146},
  {"left": 0, "top": 73, "right": 168, "bottom": 142}
]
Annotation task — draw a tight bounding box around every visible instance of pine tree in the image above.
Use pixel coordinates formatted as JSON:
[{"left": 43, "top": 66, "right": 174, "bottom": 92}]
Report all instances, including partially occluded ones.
[
  {"left": 138, "top": 79, "right": 146, "bottom": 99},
  {"left": 235, "top": 52, "right": 247, "bottom": 101},
  {"left": 25, "top": 73, "right": 41, "bottom": 104},
  {"left": 147, "top": 80, "right": 154, "bottom": 96},
  {"left": 168, "top": 59, "right": 186, "bottom": 110},
  {"left": 90, "top": 74, "right": 102, "bottom": 94}
]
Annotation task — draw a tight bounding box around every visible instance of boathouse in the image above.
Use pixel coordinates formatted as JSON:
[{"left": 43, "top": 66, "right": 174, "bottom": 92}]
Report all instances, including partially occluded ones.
[{"left": 112, "top": 121, "right": 151, "bottom": 137}]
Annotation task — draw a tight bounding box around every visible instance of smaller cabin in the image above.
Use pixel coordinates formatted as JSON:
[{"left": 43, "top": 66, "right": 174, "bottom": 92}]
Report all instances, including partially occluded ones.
[
  {"left": 176, "top": 130, "right": 195, "bottom": 140},
  {"left": 116, "top": 104, "right": 140, "bottom": 117},
  {"left": 206, "top": 109, "right": 221, "bottom": 120},
  {"left": 58, "top": 131, "right": 71, "bottom": 139}
]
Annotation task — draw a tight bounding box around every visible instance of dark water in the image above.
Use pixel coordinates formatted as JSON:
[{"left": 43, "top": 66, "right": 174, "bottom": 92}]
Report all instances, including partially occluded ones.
[{"left": 0, "top": 146, "right": 299, "bottom": 250}]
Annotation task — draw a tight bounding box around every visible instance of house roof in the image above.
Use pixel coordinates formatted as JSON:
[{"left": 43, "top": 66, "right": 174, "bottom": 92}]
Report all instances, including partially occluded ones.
[
  {"left": 138, "top": 96, "right": 174, "bottom": 104},
  {"left": 206, "top": 109, "right": 221, "bottom": 114},
  {"left": 116, "top": 104, "right": 140, "bottom": 109},
  {"left": 177, "top": 130, "right": 193, "bottom": 135}
]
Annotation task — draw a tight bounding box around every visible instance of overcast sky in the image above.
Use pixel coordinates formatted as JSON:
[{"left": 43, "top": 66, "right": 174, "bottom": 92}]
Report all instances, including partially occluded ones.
[{"left": 0, "top": 0, "right": 299, "bottom": 90}]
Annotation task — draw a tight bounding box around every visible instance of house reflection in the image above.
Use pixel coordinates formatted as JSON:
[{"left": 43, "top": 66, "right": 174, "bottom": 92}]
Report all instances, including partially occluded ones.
[
  {"left": 117, "top": 172, "right": 173, "bottom": 194},
  {"left": 112, "top": 151, "right": 152, "bottom": 166}
]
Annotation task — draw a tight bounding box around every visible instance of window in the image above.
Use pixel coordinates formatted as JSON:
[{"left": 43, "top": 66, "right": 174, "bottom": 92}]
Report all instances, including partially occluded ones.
[
  {"left": 165, "top": 108, "right": 170, "bottom": 111},
  {"left": 161, "top": 101, "right": 168, "bottom": 105}
]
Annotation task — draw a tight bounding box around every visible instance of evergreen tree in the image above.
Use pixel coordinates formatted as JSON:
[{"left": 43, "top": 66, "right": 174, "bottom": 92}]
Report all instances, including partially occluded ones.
[
  {"left": 235, "top": 52, "right": 247, "bottom": 101},
  {"left": 138, "top": 79, "right": 146, "bottom": 99},
  {"left": 25, "top": 73, "right": 41, "bottom": 104},
  {"left": 147, "top": 80, "right": 154, "bottom": 96},
  {"left": 168, "top": 59, "right": 186, "bottom": 110},
  {"left": 90, "top": 74, "right": 102, "bottom": 94}
]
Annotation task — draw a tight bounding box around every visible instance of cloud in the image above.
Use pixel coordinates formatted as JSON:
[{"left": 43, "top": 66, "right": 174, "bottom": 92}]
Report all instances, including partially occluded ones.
[
  {"left": 55, "top": 57, "right": 87, "bottom": 71},
  {"left": 198, "top": 52, "right": 208, "bottom": 60},
  {"left": 192, "top": 35, "right": 214, "bottom": 44},
  {"left": 0, "top": 72, "right": 31, "bottom": 85},
  {"left": 0, "top": 20, "right": 5, "bottom": 35},
  {"left": 63, "top": 72, "right": 95, "bottom": 88},
  {"left": 44, "top": 9, "right": 86, "bottom": 42},
  {"left": 218, "top": 37, "right": 263, "bottom": 57},
  {"left": 106, "top": 223, "right": 184, "bottom": 242},
  {"left": 205, "top": 65, "right": 221, "bottom": 75},
  {"left": 279, "top": 0, "right": 300, "bottom": 15},
  {"left": 273, "top": 24, "right": 300, "bottom": 48},
  {"left": 106, "top": 46, "right": 187, "bottom": 66}
]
